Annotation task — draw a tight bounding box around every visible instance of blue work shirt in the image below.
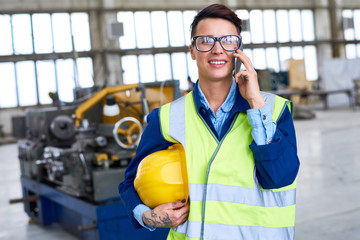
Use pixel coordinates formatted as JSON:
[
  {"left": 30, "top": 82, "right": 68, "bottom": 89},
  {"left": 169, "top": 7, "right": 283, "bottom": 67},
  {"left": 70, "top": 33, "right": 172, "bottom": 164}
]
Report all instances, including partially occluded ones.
[
  {"left": 119, "top": 80, "right": 300, "bottom": 230},
  {"left": 197, "top": 79, "right": 276, "bottom": 145}
]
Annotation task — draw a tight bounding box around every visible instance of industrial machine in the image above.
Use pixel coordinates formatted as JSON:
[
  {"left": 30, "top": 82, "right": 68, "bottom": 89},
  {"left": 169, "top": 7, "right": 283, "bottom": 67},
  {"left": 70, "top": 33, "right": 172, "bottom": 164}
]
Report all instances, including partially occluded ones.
[{"left": 13, "top": 80, "right": 181, "bottom": 240}]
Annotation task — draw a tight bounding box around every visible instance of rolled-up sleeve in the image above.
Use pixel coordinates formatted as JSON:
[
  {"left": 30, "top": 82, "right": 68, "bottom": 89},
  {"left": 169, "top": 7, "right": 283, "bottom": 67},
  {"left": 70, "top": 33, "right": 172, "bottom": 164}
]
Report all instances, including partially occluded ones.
[
  {"left": 249, "top": 106, "right": 300, "bottom": 189},
  {"left": 247, "top": 105, "right": 276, "bottom": 145}
]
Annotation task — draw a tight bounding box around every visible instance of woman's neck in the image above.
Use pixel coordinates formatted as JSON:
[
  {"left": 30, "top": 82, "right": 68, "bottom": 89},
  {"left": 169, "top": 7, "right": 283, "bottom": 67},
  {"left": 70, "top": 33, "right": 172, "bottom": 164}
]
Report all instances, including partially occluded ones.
[{"left": 198, "top": 78, "right": 232, "bottom": 114}]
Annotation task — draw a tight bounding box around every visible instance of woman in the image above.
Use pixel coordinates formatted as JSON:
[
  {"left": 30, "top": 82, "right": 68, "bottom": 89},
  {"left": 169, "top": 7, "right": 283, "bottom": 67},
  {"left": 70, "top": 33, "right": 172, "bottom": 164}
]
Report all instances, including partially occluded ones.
[{"left": 119, "top": 4, "right": 299, "bottom": 240}]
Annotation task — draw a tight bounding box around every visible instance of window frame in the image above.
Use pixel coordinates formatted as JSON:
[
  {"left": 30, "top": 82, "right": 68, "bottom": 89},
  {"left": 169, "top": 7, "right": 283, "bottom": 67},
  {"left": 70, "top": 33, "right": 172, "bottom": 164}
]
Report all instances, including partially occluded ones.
[{"left": 0, "top": 11, "right": 93, "bottom": 108}]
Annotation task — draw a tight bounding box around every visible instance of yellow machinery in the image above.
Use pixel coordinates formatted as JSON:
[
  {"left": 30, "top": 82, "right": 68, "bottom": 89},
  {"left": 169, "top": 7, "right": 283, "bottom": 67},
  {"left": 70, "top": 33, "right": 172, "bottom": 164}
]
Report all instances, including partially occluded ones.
[{"left": 15, "top": 80, "right": 181, "bottom": 239}]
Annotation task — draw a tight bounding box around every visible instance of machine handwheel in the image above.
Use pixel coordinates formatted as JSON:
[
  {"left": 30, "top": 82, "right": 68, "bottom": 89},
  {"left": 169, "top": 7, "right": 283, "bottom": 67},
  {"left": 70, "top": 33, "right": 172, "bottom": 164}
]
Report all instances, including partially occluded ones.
[{"left": 113, "top": 117, "right": 143, "bottom": 149}]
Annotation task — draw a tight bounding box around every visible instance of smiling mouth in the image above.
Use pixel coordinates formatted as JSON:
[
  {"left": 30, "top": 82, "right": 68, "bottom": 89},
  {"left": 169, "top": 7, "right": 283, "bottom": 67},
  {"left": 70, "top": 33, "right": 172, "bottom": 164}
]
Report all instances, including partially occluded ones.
[{"left": 209, "top": 61, "right": 226, "bottom": 65}]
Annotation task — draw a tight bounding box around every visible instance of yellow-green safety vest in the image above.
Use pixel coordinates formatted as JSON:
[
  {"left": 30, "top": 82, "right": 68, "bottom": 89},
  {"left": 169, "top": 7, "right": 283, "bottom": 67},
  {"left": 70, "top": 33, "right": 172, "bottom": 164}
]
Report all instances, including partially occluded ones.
[{"left": 159, "top": 91, "right": 296, "bottom": 240}]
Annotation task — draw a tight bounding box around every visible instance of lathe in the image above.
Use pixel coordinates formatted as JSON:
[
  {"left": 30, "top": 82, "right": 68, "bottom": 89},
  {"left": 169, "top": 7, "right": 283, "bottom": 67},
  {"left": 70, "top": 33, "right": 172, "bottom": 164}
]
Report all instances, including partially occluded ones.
[{"left": 14, "top": 80, "right": 180, "bottom": 239}]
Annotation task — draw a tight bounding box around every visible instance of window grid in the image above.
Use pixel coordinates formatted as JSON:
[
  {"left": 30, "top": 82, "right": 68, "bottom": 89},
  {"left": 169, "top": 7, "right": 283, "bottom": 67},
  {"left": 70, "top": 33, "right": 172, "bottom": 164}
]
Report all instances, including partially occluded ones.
[
  {"left": 10, "top": 16, "right": 20, "bottom": 107},
  {"left": 117, "top": 9, "right": 318, "bottom": 85},
  {"left": 29, "top": 14, "right": 41, "bottom": 105},
  {"left": 0, "top": 12, "right": 93, "bottom": 108},
  {"left": 5, "top": 8, "right": 360, "bottom": 108},
  {"left": 165, "top": 12, "right": 174, "bottom": 80},
  {"left": 343, "top": 9, "right": 360, "bottom": 58},
  {"left": 68, "top": 15, "right": 79, "bottom": 89},
  {"left": 13, "top": 61, "right": 20, "bottom": 107}
]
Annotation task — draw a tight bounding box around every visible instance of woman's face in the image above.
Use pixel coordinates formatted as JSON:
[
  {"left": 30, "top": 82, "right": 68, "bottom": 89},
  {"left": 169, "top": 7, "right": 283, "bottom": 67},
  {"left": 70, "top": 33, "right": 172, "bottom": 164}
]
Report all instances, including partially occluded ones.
[{"left": 190, "top": 18, "right": 238, "bottom": 83}]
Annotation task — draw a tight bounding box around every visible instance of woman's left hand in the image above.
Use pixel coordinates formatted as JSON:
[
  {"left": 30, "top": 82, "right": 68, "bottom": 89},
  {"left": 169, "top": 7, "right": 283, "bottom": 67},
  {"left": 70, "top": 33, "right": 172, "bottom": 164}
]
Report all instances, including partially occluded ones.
[{"left": 233, "top": 50, "right": 265, "bottom": 109}]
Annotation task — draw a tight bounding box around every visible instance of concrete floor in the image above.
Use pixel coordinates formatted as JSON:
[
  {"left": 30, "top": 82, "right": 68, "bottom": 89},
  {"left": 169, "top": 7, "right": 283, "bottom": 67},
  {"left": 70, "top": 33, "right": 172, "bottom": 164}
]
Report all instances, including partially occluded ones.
[
  {"left": 1, "top": 107, "right": 360, "bottom": 240},
  {"left": 294, "top": 107, "right": 360, "bottom": 240}
]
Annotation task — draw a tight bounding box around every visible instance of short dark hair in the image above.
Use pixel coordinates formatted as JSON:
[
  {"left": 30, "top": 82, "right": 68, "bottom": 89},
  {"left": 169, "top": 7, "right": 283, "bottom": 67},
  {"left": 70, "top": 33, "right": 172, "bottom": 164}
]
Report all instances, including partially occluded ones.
[{"left": 190, "top": 4, "right": 242, "bottom": 38}]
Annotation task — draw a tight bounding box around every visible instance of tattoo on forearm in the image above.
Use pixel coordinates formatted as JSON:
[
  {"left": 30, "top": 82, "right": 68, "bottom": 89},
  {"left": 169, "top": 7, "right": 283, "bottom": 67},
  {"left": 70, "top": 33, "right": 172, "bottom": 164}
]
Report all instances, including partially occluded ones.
[
  {"left": 159, "top": 213, "right": 172, "bottom": 227},
  {"left": 143, "top": 210, "right": 173, "bottom": 228},
  {"left": 143, "top": 215, "right": 158, "bottom": 227},
  {"left": 151, "top": 209, "right": 157, "bottom": 218}
]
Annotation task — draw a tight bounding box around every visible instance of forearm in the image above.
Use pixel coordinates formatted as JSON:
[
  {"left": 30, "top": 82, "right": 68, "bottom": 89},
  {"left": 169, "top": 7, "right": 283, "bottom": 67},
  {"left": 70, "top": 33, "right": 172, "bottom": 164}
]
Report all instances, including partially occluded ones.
[
  {"left": 142, "top": 209, "right": 173, "bottom": 228},
  {"left": 247, "top": 105, "right": 276, "bottom": 145},
  {"left": 141, "top": 200, "right": 189, "bottom": 229},
  {"left": 250, "top": 107, "right": 299, "bottom": 189}
]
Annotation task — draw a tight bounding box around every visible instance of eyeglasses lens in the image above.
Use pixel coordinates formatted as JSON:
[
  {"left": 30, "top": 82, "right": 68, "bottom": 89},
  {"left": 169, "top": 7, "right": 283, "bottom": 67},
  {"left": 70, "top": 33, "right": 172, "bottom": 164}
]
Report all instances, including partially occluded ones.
[
  {"left": 196, "top": 36, "right": 214, "bottom": 52},
  {"left": 195, "top": 35, "right": 240, "bottom": 52},
  {"left": 221, "top": 36, "right": 240, "bottom": 51}
]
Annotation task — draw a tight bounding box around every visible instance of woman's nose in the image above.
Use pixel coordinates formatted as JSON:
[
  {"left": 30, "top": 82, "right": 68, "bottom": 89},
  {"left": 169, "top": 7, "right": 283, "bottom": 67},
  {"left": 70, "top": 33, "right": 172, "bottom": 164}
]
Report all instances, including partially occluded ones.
[{"left": 211, "top": 41, "right": 223, "bottom": 53}]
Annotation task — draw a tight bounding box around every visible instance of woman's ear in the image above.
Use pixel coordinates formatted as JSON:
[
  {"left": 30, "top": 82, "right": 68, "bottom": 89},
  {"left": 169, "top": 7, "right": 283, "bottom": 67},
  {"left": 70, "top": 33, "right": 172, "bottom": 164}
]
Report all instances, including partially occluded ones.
[{"left": 189, "top": 44, "right": 196, "bottom": 60}]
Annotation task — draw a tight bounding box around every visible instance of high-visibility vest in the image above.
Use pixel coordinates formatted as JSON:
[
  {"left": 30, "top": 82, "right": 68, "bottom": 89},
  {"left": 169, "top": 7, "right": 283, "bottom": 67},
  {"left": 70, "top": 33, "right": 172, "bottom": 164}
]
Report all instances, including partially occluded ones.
[{"left": 159, "top": 91, "right": 296, "bottom": 240}]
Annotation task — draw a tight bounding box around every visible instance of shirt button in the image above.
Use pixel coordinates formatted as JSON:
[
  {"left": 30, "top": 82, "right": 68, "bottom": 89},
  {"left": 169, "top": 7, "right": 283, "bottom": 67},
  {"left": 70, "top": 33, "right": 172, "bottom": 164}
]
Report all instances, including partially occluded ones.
[{"left": 262, "top": 115, "right": 266, "bottom": 120}]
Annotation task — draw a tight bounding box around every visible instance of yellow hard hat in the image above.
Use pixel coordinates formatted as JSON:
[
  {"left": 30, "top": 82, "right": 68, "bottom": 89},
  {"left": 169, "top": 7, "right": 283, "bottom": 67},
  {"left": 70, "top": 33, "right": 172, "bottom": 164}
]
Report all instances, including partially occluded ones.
[{"left": 134, "top": 144, "right": 189, "bottom": 208}]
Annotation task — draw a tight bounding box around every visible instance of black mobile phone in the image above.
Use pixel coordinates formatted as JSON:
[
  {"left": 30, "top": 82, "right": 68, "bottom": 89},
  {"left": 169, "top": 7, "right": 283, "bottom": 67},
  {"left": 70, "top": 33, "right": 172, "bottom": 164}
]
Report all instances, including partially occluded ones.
[{"left": 234, "top": 42, "right": 244, "bottom": 74}]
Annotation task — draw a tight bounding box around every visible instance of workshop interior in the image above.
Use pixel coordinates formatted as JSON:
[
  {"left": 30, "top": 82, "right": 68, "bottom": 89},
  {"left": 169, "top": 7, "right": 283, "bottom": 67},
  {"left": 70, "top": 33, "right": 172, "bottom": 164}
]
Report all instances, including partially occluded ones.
[{"left": 0, "top": 0, "right": 360, "bottom": 239}]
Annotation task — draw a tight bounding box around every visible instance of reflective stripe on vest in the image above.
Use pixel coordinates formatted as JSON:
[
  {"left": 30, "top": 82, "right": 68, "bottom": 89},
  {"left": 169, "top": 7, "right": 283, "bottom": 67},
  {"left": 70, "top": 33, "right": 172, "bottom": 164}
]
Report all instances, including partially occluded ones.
[
  {"left": 169, "top": 95, "right": 187, "bottom": 147},
  {"left": 160, "top": 91, "right": 296, "bottom": 240},
  {"left": 174, "top": 221, "right": 294, "bottom": 240},
  {"left": 189, "top": 181, "right": 296, "bottom": 207}
]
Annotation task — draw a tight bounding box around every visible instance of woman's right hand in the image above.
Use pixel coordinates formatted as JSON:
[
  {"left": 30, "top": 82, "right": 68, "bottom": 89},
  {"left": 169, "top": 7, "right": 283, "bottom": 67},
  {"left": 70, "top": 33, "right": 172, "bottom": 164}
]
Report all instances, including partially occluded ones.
[{"left": 142, "top": 200, "right": 189, "bottom": 228}]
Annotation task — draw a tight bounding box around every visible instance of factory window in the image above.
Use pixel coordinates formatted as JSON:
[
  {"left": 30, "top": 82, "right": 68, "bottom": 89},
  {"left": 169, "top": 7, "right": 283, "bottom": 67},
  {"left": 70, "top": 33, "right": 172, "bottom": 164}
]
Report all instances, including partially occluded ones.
[
  {"left": 56, "top": 59, "right": 76, "bottom": 102},
  {"left": 76, "top": 57, "right": 94, "bottom": 88},
  {"left": 304, "top": 46, "right": 318, "bottom": 81},
  {"left": 238, "top": 9, "right": 318, "bottom": 81},
  {"left": 151, "top": 12, "right": 169, "bottom": 48},
  {"left": 33, "top": 14, "right": 53, "bottom": 54},
  {"left": 184, "top": 11, "right": 197, "bottom": 46},
  {"left": 171, "top": 52, "right": 188, "bottom": 89},
  {"left": 121, "top": 55, "right": 139, "bottom": 84},
  {"left": 302, "top": 10, "right": 316, "bottom": 41},
  {"left": 71, "top": 13, "right": 92, "bottom": 51},
  {"left": 263, "top": 10, "right": 277, "bottom": 43},
  {"left": 289, "top": 10, "right": 303, "bottom": 42},
  {"left": 187, "top": 52, "right": 198, "bottom": 82},
  {"left": 52, "top": 13, "right": 73, "bottom": 53},
  {"left": 118, "top": 10, "right": 195, "bottom": 49},
  {"left": 276, "top": 10, "right": 290, "bottom": 43},
  {"left": 0, "top": 63, "right": 17, "bottom": 108},
  {"left": 343, "top": 9, "right": 360, "bottom": 58},
  {"left": 155, "top": 53, "right": 172, "bottom": 81},
  {"left": 135, "top": 12, "right": 153, "bottom": 49},
  {"left": 0, "top": 15, "right": 13, "bottom": 55},
  {"left": 139, "top": 54, "right": 156, "bottom": 82},
  {"left": 118, "top": 10, "right": 197, "bottom": 88},
  {"left": 117, "top": 8, "right": 318, "bottom": 87},
  {"left": 12, "top": 14, "right": 34, "bottom": 55},
  {"left": 168, "top": 11, "right": 186, "bottom": 47},
  {"left": 249, "top": 10, "right": 264, "bottom": 44},
  {"left": 37, "top": 60, "right": 57, "bottom": 105},
  {"left": 16, "top": 61, "right": 38, "bottom": 106},
  {"left": 117, "top": 12, "right": 136, "bottom": 49},
  {"left": 0, "top": 12, "right": 93, "bottom": 109}
]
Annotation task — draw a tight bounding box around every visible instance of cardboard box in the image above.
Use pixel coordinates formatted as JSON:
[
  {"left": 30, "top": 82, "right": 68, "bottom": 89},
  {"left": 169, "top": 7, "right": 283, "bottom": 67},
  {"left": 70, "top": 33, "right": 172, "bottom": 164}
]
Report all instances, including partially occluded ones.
[{"left": 287, "top": 59, "right": 312, "bottom": 91}]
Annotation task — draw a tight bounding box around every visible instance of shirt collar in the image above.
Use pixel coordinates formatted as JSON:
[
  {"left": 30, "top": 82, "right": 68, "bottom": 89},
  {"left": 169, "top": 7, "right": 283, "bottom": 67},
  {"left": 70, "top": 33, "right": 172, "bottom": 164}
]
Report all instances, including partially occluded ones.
[
  {"left": 221, "top": 79, "right": 236, "bottom": 113},
  {"left": 192, "top": 78, "right": 250, "bottom": 114}
]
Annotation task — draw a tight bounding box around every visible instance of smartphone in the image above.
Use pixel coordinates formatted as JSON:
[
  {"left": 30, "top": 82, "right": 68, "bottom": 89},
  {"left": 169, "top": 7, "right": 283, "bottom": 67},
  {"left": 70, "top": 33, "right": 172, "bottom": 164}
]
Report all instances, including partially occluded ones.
[{"left": 234, "top": 42, "right": 244, "bottom": 74}]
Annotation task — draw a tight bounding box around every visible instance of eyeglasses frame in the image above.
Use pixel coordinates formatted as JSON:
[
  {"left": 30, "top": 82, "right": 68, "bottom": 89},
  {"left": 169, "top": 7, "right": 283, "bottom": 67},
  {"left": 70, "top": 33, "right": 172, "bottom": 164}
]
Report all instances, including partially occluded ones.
[{"left": 192, "top": 34, "right": 242, "bottom": 52}]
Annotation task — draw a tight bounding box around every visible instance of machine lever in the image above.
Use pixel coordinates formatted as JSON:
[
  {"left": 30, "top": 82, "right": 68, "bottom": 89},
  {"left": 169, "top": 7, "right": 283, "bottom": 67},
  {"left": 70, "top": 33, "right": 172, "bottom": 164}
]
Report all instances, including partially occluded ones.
[
  {"left": 9, "top": 195, "right": 40, "bottom": 204},
  {"left": 78, "top": 223, "right": 97, "bottom": 231}
]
